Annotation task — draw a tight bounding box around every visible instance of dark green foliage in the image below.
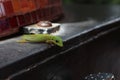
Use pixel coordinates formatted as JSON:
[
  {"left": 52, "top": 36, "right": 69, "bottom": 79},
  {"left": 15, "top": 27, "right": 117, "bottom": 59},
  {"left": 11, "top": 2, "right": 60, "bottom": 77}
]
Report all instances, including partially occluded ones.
[
  {"left": 111, "top": 0, "right": 120, "bottom": 4},
  {"left": 63, "top": 0, "right": 120, "bottom": 4}
]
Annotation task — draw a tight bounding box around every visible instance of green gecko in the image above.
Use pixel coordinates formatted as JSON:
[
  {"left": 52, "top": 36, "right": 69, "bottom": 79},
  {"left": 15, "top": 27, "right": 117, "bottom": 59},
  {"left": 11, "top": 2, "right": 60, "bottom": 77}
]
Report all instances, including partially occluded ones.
[{"left": 18, "top": 34, "right": 63, "bottom": 47}]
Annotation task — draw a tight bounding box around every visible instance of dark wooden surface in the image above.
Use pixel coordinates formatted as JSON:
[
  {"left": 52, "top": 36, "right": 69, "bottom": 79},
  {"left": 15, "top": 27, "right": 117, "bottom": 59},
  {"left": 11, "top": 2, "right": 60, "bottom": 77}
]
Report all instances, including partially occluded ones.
[{"left": 1, "top": 4, "right": 120, "bottom": 79}]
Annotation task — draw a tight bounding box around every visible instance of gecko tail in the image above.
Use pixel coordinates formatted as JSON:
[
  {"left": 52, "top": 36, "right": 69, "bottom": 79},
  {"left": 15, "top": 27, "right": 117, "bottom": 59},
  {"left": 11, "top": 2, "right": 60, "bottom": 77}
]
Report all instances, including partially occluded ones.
[{"left": 17, "top": 39, "right": 28, "bottom": 43}]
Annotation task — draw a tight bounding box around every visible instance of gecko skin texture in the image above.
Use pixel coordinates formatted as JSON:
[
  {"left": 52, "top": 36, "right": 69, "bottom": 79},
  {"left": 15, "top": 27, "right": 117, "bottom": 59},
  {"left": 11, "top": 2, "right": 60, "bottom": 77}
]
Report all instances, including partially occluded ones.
[{"left": 18, "top": 34, "right": 63, "bottom": 47}]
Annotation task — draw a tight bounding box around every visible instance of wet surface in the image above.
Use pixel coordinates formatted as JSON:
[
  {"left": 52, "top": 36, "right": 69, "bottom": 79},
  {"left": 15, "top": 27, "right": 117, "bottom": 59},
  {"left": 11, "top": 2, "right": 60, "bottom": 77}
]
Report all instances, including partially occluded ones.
[{"left": 8, "top": 28, "right": 120, "bottom": 80}]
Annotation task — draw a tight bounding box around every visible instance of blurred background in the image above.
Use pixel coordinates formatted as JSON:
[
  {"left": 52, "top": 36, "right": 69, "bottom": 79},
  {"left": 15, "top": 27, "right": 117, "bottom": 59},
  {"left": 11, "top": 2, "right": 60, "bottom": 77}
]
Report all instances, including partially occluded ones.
[{"left": 63, "top": 0, "right": 120, "bottom": 4}]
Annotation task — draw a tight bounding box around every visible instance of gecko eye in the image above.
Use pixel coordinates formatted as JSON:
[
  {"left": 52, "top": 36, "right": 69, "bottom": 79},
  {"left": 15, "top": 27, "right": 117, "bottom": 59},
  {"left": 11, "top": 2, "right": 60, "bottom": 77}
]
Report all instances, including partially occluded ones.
[{"left": 55, "top": 40, "right": 59, "bottom": 43}]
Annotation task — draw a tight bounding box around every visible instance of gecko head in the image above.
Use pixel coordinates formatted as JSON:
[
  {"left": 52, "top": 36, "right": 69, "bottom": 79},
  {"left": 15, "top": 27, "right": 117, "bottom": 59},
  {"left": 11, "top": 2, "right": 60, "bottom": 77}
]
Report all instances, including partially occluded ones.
[{"left": 52, "top": 36, "right": 63, "bottom": 47}]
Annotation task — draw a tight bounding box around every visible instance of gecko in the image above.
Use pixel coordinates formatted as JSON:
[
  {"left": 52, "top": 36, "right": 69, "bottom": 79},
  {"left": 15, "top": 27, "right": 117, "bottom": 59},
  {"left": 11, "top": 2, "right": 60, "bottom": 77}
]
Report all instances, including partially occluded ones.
[{"left": 18, "top": 34, "right": 63, "bottom": 47}]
